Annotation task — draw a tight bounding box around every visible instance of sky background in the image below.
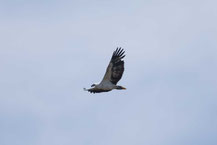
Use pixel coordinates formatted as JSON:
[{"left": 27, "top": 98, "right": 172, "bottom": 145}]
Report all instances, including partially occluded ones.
[{"left": 0, "top": 0, "right": 217, "bottom": 145}]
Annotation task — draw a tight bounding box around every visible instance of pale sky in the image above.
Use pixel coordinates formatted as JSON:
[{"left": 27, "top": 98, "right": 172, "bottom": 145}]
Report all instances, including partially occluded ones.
[{"left": 0, "top": 0, "right": 217, "bottom": 145}]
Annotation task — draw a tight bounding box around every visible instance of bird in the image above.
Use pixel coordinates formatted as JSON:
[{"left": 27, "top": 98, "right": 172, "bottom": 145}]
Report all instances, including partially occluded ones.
[{"left": 84, "top": 47, "right": 126, "bottom": 93}]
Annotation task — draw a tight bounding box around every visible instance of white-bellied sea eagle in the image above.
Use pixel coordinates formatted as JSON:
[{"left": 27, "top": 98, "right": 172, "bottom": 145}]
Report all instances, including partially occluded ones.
[{"left": 84, "top": 47, "right": 126, "bottom": 93}]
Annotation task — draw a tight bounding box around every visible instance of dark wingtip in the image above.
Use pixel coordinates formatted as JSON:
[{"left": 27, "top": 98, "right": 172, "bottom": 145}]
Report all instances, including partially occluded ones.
[
  {"left": 111, "top": 47, "right": 125, "bottom": 62},
  {"left": 120, "top": 55, "right": 125, "bottom": 59},
  {"left": 114, "top": 47, "right": 125, "bottom": 56}
]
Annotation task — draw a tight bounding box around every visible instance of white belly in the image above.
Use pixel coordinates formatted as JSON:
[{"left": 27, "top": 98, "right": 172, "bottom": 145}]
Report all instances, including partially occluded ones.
[{"left": 97, "top": 81, "right": 116, "bottom": 90}]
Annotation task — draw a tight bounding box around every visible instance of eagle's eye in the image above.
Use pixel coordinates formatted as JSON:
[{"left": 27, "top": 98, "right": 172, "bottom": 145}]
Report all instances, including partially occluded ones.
[{"left": 91, "top": 84, "right": 96, "bottom": 87}]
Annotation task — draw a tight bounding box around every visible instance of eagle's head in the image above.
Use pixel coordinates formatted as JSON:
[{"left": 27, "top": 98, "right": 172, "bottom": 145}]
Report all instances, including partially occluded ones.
[{"left": 116, "top": 86, "right": 126, "bottom": 90}]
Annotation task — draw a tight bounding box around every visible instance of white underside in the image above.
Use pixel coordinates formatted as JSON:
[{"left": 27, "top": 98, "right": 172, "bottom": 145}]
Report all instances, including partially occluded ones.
[{"left": 96, "top": 80, "right": 116, "bottom": 90}]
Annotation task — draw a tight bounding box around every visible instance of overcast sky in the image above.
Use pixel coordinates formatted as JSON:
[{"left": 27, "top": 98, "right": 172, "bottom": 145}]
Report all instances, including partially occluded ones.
[{"left": 0, "top": 0, "right": 217, "bottom": 145}]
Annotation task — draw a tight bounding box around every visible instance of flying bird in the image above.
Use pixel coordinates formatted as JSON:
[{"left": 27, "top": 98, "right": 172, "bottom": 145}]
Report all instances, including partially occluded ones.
[{"left": 84, "top": 47, "right": 126, "bottom": 93}]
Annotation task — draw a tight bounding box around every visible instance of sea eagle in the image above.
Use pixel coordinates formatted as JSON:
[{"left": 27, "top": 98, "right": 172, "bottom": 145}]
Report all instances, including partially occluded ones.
[{"left": 84, "top": 47, "right": 126, "bottom": 93}]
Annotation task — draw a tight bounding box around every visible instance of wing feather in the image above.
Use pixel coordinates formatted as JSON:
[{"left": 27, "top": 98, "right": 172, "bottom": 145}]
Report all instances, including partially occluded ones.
[
  {"left": 101, "top": 47, "right": 125, "bottom": 85},
  {"left": 85, "top": 88, "right": 110, "bottom": 93}
]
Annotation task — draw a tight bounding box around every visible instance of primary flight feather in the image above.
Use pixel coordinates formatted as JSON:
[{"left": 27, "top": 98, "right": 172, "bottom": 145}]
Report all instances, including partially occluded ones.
[{"left": 84, "top": 47, "right": 126, "bottom": 93}]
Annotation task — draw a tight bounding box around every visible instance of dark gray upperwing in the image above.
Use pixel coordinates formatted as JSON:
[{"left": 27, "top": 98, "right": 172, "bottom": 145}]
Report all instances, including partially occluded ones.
[
  {"left": 101, "top": 47, "right": 125, "bottom": 84},
  {"left": 110, "top": 47, "right": 125, "bottom": 84},
  {"left": 102, "top": 47, "right": 125, "bottom": 85}
]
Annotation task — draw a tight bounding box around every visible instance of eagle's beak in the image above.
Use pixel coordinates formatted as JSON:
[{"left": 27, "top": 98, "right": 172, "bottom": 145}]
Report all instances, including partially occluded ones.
[{"left": 122, "top": 87, "right": 126, "bottom": 90}]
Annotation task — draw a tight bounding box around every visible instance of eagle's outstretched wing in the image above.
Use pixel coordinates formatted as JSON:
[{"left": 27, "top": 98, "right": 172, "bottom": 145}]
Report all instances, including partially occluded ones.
[
  {"left": 83, "top": 88, "right": 110, "bottom": 93},
  {"left": 101, "top": 47, "right": 125, "bottom": 85}
]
